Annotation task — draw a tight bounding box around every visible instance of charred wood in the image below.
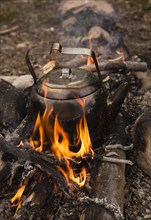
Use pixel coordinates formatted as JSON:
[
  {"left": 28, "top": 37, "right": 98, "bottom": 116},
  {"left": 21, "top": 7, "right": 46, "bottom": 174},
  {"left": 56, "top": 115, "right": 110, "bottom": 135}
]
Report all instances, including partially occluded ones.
[
  {"left": 108, "top": 82, "right": 129, "bottom": 120},
  {"left": 5, "top": 115, "right": 34, "bottom": 145},
  {"left": 0, "top": 138, "right": 69, "bottom": 195},
  {"left": 22, "top": 176, "right": 53, "bottom": 209}
]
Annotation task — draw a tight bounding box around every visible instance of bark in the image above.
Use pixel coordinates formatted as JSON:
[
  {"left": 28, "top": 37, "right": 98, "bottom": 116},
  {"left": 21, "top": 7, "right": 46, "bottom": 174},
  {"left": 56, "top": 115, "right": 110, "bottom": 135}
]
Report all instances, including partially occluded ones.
[
  {"left": 80, "top": 61, "right": 148, "bottom": 73},
  {"left": 83, "top": 114, "right": 127, "bottom": 220}
]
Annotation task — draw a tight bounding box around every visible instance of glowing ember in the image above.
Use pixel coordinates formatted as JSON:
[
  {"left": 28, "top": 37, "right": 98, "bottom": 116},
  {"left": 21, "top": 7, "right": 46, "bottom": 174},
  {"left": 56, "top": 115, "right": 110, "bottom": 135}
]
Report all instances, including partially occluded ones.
[{"left": 10, "top": 184, "right": 26, "bottom": 211}]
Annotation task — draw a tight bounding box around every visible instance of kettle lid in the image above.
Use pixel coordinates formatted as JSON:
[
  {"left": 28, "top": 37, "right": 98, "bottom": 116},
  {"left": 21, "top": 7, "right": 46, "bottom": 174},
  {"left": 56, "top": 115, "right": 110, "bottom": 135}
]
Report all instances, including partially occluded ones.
[{"left": 35, "top": 67, "right": 100, "bottom": 100}]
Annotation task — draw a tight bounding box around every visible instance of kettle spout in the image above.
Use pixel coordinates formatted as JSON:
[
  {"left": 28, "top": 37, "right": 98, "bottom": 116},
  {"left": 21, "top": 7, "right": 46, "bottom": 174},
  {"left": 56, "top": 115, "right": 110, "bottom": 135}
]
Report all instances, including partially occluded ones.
[{"left": 107, "top": 82, "right": 129, "bottom": 120}]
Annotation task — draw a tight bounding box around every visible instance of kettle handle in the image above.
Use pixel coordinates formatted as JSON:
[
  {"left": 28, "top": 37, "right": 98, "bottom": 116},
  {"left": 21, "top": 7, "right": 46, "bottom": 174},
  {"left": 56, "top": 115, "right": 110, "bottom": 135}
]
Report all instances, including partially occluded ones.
[
  {"left": 26, "top": 49, "right": 37, "bottom": 84},
  {"left": 51, "top": 43, "right": 102, "bottom": 82},
  {"left": 26, "top": 43, "right": 102, "bottom": 84}
]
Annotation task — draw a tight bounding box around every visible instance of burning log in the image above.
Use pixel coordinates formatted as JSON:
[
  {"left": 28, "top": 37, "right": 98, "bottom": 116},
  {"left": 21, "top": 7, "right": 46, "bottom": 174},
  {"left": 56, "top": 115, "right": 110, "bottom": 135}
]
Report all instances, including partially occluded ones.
[
  {"left": 107, "top": 82, "right": 129, "bottom": 120},
  {"left": 82, "top": 114, "right": 128, "bottom": 220}
]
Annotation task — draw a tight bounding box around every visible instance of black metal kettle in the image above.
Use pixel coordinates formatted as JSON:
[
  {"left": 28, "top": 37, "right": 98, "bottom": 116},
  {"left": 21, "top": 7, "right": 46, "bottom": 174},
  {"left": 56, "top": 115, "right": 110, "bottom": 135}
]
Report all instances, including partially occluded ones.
[
  {"left": 26, "top": 43, "right": 108, "bottom": 146},
  {"left": 26, "top": 43, "right": 127, "bottom": 146}
]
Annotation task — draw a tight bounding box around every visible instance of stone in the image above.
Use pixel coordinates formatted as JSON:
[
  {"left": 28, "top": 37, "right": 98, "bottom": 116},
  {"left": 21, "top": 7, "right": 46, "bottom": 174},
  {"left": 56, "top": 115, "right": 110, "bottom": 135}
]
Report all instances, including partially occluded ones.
[{"left": 12, "top": 74, "right": 34, "bottom": 89}]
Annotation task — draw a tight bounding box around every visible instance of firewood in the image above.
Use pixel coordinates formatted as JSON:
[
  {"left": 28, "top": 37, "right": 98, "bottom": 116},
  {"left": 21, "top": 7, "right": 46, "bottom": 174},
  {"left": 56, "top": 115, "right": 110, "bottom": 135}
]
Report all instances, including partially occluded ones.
[
  {"left": 52, "top": 58, "right": 147, "bottom": 74},
  {"left": 132, "top": 107, "right": 151, "bottom": 177},
  {"left": 5, "top": 115, "right": 33, "bottom": 145},
  {"left": 80, "top": 61, "right": 148, "bottom": 73},
  {"left": 0, "top": 137, "right": 69, "bottom": 195},
  {"left": 107, "top": 82, "right": 129, "bottom": 120},
  {"left": 82, "top": 114, "right": 128, "bottom": 220},
  {"left": 23, "top": 176, "right": 53, "bottom": 207}
]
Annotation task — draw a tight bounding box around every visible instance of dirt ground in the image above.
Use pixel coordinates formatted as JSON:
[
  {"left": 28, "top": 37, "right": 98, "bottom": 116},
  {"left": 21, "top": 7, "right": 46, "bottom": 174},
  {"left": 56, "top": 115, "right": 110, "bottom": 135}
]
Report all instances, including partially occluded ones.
[
  {"left": 0, "top": 0, "right": 151, "bottom": 220},
  {"left": 0, "top": 0, "right": 151, "bottom": 76}
]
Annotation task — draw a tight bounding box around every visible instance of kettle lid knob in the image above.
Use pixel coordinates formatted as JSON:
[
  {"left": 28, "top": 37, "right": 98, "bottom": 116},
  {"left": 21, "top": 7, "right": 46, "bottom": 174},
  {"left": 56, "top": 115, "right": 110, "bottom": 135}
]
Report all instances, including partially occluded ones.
[{"left": 60, "top": 68, "right": 72, "bottom": 79}]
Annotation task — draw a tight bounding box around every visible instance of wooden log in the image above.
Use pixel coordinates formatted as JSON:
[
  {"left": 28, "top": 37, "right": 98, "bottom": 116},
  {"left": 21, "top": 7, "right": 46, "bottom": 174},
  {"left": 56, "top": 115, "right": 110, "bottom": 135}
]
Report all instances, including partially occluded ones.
[
  {"left": 0, "top": 137, "right": 69, "bottom": 195},
  {"left": 107, "top": 82, "right": 129, "bottom": 120},
  {"left": 35, "top": 59, "right": 148, "bottom": 79},
  {"left": 80, "top": 61, "right": 148, "bottom": 73},
  {"left": 49, "top": 58, "right": 147, "bottom": 73},
  {"left": 5, "top": 115, "right": 34, "bottom": 144},
  {"left": 82, "top": 114, "right": 128, "bottom": 220}
]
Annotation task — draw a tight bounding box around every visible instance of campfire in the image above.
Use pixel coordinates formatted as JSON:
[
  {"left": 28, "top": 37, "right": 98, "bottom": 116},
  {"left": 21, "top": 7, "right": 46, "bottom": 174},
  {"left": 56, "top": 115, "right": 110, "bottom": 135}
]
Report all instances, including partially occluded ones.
[
  {"left": 0, "top": 41, "right": 142, "bottom": 220},
  {"left": 0, "top": 1, "right": 151, "bottom": 220}
]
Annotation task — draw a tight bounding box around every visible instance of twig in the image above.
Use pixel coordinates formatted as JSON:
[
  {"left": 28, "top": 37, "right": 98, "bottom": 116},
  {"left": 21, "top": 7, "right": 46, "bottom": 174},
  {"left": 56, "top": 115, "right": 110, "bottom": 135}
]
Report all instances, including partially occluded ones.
[
  {"left": 101, "top": 156, "right": 133, "bottom": 165},
  {"left": 0, "top": 26, "right": 19, "bottom": 35},
  {"left": 78, "top": 196, "right": 124, "bottom": 220},
  {"left": 94, "top": 144, "right": 133, "bottom": 152},
  {"left": 105, "top": 152, "right": 119, "bottom": 157},
  {"left": 105, "top": 144, "right": 133, "bottom": 151},
  {"left": 84, "top": 152, "right": 133, "bottom": 165}
]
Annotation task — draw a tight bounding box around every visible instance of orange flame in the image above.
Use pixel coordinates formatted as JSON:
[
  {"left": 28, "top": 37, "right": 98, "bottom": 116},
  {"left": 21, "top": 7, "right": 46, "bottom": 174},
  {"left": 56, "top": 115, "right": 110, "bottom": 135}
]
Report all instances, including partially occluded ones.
[
  {"left": 30, "top": 80, "right": 53, "bottom": 152},
  {"left": 87, "top": 35, "right": 94, "bottom": 65},
  {"left": 58, "top": 160, "right": 87, "bottom": 188},
  {"left": 30, "top": 107, "right": 53, "bottom": 152},
  {"left": 10, "top": 184, "right": 26, "bottom": 211},
  {"left": 51, "top": 114, "right": 70, "bottom": 160},
  {"left": 30, "top": 81, "right": 93, "bottom": 187},
  {"left": 52, "top": 99, "right": 93, "bottom": 161}
]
